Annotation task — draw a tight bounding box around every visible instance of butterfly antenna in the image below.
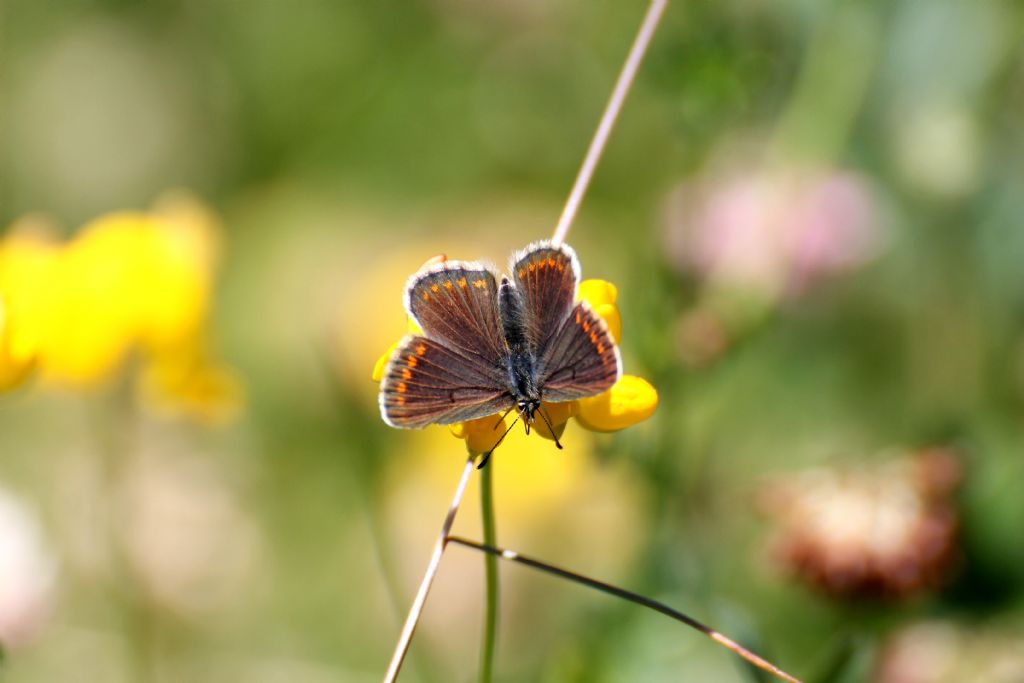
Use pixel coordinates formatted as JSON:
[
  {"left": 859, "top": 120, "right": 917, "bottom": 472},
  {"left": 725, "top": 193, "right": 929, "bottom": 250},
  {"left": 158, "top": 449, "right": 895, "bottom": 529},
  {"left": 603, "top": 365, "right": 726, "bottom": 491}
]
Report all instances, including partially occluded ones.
[
  {"left": 477, "top": 410, "right": 524, "bottom": 470},
  {"left": 537, "top": 405, "right": 564, "bottom": 450},
  {"left": 493, "top": 405, "right": 516, "bottom": 430}
]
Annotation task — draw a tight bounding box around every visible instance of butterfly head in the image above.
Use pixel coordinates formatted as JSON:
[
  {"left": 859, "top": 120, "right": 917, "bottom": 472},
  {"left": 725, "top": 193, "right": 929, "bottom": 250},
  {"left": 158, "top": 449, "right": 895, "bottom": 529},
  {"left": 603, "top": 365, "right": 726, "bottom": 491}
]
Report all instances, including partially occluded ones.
[{"left": 517, "top": 397, "right": 542, "bottom": 425}]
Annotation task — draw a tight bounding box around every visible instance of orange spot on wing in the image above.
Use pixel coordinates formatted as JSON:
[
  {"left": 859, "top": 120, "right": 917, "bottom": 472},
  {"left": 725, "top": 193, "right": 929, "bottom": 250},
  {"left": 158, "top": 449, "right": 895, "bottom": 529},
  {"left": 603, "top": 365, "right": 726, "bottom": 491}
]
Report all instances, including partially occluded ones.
[
  {"left": 397, "top": 396, "right": 406, "bottom": 406},
  {"left": 518, "top": 269, "right": 526, "bottom": 278},
  {"left": 596, "top": 343, "right": 605, "bottom": 354},
  {"left": 397, "top": 383, "right": 407, "bottom": 393},
  {"left": 583, "top": 321, "right": 590, "bottom": 332},
  {"left": 416, "top": 344, "right": 427, "bottom": 356},
  {"left": 407, "top": 355, "right": 418, "bottom": 368},
  {"left": 557, "top": 263, "right": 565, "bottom": 272},
  {"left": 444, "top": 281, "right": 454, "bottom": 290},
  {"left": 576, "top": 310, "right": 582, "bottom": 324},
  {"left": 473, "top": 279, "right": 486, "bottom": 289},
  {"left": 458, "top": 277, "right": 468, "bottom": 288},
  {"left": 529, "top": 263, "right": 536, "bottom": 273},
  {"left": 422, "top": 291, "right": 430, "bottom": 301},
  {"left": 431, "top": 284, "right": 440, "bottom": 293},
  {"left": 402, "top": 368, "right": 412, "bottom": 380},
  {"left": 547, "top": 257, "right": 556, "bottom": 267},
  {"left": 590, "top": 331, "right": 598, "bottom": 344}
]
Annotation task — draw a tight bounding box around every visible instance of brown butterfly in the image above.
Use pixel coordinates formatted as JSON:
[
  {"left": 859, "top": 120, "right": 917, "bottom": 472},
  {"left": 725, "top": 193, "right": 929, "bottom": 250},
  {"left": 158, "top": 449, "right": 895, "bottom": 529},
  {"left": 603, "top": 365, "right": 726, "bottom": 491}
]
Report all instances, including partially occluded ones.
[{"left": 378, "top": 241, "right": 619, "bottom": 464}]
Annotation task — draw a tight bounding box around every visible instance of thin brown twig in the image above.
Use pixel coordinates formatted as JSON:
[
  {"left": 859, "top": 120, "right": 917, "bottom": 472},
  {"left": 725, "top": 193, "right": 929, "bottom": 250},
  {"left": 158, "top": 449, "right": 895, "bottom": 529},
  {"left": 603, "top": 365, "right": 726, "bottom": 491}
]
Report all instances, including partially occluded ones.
[
  {"left": 382, "top": 455, "right": 476, "bottom": 683},
  {"left": 447, "top": 536, "right": 804, "bottom": 683},
  {"left": 551, "top": 0, "right": 668, "bottom": 246}
]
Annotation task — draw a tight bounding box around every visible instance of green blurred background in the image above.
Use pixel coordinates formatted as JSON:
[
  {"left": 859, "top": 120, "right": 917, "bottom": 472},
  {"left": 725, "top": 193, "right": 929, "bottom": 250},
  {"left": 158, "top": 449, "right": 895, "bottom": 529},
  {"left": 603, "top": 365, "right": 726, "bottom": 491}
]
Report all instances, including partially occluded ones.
[{"left": 1, "top": 0, "right": 1023, "bottom": 681}]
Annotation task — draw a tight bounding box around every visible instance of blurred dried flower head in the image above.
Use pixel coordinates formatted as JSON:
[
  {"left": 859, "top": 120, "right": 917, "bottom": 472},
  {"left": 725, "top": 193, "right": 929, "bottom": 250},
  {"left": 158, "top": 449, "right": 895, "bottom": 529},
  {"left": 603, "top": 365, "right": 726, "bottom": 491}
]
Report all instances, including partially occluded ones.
[
  {"left": 877, "top": 620, "right": 1024, "bottom": 683},
  {"left": 0, "top": 487, "right": 57, "bottom": 648},
  {"left": 760, "top": 448, "right": 961, "bottom": 600},
  {"left": 664, "top": 165, "right": 885, "bottom": 304}
]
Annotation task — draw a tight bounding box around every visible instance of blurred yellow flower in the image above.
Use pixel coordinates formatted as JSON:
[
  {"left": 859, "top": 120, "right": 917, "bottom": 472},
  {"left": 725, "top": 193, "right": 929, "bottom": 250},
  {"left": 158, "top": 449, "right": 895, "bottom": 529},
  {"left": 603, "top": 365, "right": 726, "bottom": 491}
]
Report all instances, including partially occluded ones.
[
  {"left": 0, "top": 294, "right": 37, "bottom": 390},
  {"left": 0, "top": 191, "right": 242, "bottom": 421},
  {"left": 371, "top": 263, "right": 657, "bottom": 451},
  {"left": 0, "top": 226, "right": 63, "bottom": 385},
  {"left": 138, "top": 347, "right": 243, "bottom": 425}
]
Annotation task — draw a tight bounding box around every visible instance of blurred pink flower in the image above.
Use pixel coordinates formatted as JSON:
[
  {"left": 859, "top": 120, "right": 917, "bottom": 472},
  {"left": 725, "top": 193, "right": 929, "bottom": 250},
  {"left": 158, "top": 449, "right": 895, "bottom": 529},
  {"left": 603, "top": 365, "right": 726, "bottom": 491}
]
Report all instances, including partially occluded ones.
[
  {"left": 0, "top": 488, "right": 56, "bottom": 648},
  {"left": 664, "top": 167, "right": 885, "bottom": 300}
]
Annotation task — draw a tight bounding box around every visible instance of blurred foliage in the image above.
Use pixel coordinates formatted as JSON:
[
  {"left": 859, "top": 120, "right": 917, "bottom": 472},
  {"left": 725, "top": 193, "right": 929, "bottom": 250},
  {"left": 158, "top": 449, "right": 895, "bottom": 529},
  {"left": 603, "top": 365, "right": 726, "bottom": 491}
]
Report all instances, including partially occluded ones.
[{"left": 1, "top": 0, "right": 1023, "bottom": 681}]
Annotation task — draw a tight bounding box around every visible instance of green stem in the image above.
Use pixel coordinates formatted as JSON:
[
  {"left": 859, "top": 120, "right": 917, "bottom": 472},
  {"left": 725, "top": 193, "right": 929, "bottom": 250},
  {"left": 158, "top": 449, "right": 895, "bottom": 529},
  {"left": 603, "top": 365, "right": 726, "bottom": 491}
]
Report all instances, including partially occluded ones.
[{"left": 479, "top": 459, "right": 499, "bottom": 683}]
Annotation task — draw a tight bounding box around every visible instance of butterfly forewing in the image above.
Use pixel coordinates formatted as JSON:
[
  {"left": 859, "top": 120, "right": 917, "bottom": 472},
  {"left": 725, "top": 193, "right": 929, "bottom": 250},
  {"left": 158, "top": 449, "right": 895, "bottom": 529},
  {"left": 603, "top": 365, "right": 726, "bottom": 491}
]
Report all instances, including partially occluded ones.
[
  {"left": 406, "top": 263, "right": 505, "bottom": 365},
  {"left": 537, "top": 301, "right": 621, "bottom": 403},
  {"left": 511, "top": 242, "right": 579, "bottom": 356},
  {"left": 380, "top": 335, "right": 510, "bottom": 428}
]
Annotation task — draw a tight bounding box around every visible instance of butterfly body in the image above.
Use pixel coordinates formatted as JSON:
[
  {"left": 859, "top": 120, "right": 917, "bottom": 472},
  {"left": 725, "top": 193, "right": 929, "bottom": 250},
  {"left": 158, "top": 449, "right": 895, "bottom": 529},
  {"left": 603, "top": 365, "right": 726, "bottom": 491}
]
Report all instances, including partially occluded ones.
[
  {"left": 379, "top": 241, "right": 620, "bottom": 432},
  {"left": 497, "top": 275, "right": 543, "bottom": 424}
]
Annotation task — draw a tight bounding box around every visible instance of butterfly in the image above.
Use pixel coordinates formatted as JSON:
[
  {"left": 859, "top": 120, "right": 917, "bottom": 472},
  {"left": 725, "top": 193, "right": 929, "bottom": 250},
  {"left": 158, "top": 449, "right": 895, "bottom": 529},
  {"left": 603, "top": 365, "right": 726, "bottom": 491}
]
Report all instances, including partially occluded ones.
[{"left": 378, "top": 241, "right": 621, "bottom": 465}]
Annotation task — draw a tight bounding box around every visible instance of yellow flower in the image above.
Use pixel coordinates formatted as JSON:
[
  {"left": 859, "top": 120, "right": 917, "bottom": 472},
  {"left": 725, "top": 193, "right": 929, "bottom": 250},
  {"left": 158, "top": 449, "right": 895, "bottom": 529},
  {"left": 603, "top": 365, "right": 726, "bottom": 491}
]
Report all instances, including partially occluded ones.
[
  {"left": 137, "top": 191, "right": 220, "bottom": 353},
  {"left": 449, "top": 415, "right": 509, "bottom": 454},
  {"left": 575, "top": 374, "right": 659, "bottom": 432},
  {"left": 0, "top": 225, "right": 63, "bottom": 389},
  {"left": 372, "top": 272, "right": 658, "bottom": 451},
  {"left": 41, "top": 212, "right": 153, "bottom": 383},
  {"left": 0, "top": 294, "right": 36, "bottom": 390},
  {"left": 577, "top": 279, "right": 621, "bottom": 342},
  {"left": 41, "top": 193, "right": 219, "bottom": 383},
  {"left": 0, "top": 192, "right": 242, "bottom": 421},
  {"left": 138, "top": 345, "right": 244, "bottom": 425}
]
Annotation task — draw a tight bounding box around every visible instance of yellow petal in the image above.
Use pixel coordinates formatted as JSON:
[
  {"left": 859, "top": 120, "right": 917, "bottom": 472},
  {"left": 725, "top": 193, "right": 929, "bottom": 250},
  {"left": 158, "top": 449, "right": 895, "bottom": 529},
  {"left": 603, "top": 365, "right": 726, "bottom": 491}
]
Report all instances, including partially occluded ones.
[
  {"left": 450, "top": 414, "right": 507, "bottom": 454},
  {"left": 578, "top": 279, "right": 618, "bottom": 308},
  {"left": 0, "top": 230, "right": 61, "bottom": 366},
  {"left": 372, "top": 340, "right": 400, "bottom": 382},
  {"left": 534, "top": 400, "right": 577, "bottom": 442},
  {"left": 575, "top": 375, "right": 658, "bottom": 432},
  {"left": 407, "top": 318, "right": 423, "bottom": 335},
  {"left": 0, "top": 295, "right": 36, "bottom": 391},
  {"left": 594, "top": 303, "right": 622, "bottom": 343},
  {"left": 579, "top": 280, "right": 621, "bottom": 342}
]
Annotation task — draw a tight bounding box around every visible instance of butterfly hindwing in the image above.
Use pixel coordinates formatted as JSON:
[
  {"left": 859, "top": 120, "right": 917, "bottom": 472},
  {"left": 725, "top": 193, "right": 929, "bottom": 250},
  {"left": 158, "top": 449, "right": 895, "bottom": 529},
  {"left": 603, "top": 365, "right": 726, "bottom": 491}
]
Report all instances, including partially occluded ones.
[
  {"left": 405, "top": 262, "right": 505, "bottom": 366},
  {"left": 536, "top": 301, "right": 621, "bottom": 403},
  {"left": 511, "top": 241, "right": 579, "bottom": 357},
  {"left": 379, "top": 335, "right": 510, "bottom": 428}
]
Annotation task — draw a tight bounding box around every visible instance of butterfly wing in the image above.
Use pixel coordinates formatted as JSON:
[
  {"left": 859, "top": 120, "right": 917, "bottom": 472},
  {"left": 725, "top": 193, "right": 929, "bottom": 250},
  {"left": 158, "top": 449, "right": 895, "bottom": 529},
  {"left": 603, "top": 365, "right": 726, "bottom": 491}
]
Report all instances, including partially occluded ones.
[
  {"left": 511, "top": 241, "right": 619, "bottom": 401},
  {"left": 536, "top": 301, "right": 621, "bottom": 403},
  {"left": 381, "top": 261, "right": 510, "bottom": 428},
  {"left": 405, "top": 261, "right": 506, "bottom": 365},
  {"left": 510, "top": 241, "right": 580, "bottom": 356},
  {"left": 380, "top": 335, "right": 511, "bottom": 428}
]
